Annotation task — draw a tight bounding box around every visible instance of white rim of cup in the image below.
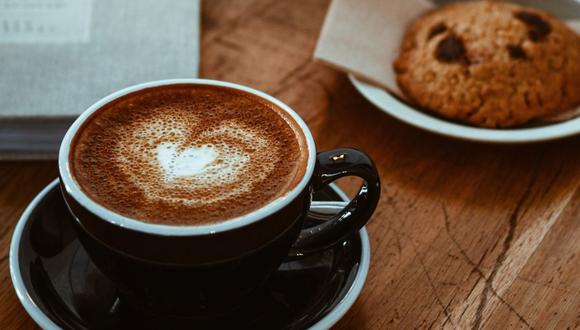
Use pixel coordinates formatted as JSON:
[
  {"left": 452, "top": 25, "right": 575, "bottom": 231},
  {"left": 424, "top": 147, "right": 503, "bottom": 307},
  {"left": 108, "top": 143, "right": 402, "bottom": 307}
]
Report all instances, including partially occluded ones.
[{"left": 58, "top": 79, "right": 317, "bottom": 236}]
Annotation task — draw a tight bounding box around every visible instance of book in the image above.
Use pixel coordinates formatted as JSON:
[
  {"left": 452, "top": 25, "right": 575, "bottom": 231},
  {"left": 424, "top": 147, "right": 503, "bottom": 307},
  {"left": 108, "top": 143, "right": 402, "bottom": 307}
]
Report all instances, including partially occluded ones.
[{"left": 0, "top": 0, "right": 200, "bottom": 159}]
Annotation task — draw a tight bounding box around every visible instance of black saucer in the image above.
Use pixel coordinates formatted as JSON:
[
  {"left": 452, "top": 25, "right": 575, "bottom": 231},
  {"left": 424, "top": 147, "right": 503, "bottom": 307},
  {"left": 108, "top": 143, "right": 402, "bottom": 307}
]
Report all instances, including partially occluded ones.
[{"left": 10, "top": 180, "right": 370, "bottom": 330}]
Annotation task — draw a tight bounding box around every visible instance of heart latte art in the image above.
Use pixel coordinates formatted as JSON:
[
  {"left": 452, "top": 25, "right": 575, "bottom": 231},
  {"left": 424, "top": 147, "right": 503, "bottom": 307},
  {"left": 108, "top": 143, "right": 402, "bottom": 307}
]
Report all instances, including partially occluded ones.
[
  {"left": 71, "top": 85, "right": 308, "bottom": 225},
  {"left": 116, "top": 117, "right": 272, "bottom": 206}
]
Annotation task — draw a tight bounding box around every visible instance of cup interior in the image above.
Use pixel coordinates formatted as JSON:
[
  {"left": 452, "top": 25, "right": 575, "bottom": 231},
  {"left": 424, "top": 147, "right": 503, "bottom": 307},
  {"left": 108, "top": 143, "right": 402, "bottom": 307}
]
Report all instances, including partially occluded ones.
[{"left": 58, "top": 79, "right": 317, "bottom": 236}]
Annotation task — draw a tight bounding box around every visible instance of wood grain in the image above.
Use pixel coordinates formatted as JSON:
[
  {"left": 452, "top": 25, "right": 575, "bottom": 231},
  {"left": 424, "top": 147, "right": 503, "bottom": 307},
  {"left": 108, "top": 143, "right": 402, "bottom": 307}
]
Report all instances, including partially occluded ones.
[{"left": 1, "top": 1, "right": 579, "bottom": 329}]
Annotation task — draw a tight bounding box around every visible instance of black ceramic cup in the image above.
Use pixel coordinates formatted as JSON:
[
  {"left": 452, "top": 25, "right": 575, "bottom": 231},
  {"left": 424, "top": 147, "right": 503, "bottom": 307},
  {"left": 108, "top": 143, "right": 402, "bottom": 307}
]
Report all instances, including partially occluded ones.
[{"left": 58, "top": 79, "right": 380, "bottom": 318}]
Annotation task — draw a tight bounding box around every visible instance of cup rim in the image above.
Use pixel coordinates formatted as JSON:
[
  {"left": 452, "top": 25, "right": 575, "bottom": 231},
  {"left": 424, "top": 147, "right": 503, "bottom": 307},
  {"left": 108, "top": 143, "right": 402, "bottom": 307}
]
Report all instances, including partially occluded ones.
[{"left": 58, "top": 79, "right": 317, "bottom": 237}]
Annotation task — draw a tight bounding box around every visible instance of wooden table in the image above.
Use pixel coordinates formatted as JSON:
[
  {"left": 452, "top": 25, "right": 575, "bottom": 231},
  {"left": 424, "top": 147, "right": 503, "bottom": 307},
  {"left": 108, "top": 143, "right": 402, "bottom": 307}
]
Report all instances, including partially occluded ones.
[{"left": 1, "top": 1, "right": 579, "bottom": 329}]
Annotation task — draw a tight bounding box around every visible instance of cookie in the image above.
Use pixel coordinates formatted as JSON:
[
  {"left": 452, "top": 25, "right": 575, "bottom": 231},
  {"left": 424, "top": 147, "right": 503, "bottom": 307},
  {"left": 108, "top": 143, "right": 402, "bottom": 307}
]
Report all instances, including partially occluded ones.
[{"left": 393, "top": 1, "right": 580, "bottom": 128}]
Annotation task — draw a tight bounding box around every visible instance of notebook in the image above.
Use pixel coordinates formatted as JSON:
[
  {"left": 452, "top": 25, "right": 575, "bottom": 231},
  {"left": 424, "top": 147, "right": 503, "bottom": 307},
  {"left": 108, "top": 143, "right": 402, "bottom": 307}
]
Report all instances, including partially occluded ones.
[{"left": 0, "top": 0, "right": 200, "bottom": 159}]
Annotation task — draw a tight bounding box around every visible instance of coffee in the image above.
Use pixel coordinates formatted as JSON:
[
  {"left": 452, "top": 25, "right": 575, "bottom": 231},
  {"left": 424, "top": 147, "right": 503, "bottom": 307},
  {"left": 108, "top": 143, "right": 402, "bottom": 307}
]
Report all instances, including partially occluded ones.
[{"left": 70, "top": 84, "right": 308, "bottom": 226}]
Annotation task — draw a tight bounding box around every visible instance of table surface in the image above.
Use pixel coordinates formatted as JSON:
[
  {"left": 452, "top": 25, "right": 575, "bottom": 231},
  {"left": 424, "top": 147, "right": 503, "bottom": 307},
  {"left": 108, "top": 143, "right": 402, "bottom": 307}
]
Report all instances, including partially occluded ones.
[{"left": 1, "top": 1, "right": 579, "bottom": 329}]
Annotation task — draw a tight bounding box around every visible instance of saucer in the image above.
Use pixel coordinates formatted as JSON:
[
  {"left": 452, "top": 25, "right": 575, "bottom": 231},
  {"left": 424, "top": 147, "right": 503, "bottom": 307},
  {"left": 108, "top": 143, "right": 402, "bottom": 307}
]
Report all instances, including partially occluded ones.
[{"left": 10, "top": 179, "right": 370, "bottom": 330}]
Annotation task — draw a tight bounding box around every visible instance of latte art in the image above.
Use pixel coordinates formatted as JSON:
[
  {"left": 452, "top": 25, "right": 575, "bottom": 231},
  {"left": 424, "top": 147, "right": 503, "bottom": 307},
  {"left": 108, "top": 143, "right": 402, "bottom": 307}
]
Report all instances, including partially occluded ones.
[
  {"left": 156, "top": 143, "right": 220, "bottom": 180},
  {"left": 71, "top": 85, "right": 308, "bottom": 225},
  {"left": 117, "top": 117, "right": 273, "bottom": 206}
]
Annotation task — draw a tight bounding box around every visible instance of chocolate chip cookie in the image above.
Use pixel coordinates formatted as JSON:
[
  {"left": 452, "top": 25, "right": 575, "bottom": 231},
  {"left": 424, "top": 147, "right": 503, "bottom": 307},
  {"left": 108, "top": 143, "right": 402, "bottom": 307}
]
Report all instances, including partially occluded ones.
[{"left": 393, "top": 1, "right": 580, "bottom": 128}]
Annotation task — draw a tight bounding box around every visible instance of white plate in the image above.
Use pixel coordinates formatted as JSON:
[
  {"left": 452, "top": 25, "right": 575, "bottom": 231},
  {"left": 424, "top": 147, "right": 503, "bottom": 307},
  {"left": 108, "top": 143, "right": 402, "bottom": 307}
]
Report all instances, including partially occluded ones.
[{"left": 349, "top": 75, "right": 580, "bottom": 143}]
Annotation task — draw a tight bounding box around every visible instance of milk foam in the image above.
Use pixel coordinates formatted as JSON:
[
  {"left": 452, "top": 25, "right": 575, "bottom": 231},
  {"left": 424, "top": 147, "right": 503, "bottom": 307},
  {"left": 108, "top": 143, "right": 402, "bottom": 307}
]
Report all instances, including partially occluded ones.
[
  {"left": 156, "top": 143, "right": 218, "bottom": 180},
  {"left": 115, "top": 116, "right": 273, "bottom": 206}
]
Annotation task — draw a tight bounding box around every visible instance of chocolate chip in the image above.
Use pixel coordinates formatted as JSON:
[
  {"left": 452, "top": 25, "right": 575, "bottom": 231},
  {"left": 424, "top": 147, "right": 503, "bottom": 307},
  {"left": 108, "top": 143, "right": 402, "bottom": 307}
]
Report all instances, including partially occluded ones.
[
  {"left": 427, "top": 22, "right": 447, "bottom": 40},
  {"left": 514, "top": 11, "right": 551, "bottom": 41},
  {"left": 507, "top": 44, "right": 526, "bottom": 59},
  {"left": 528, "top": 29, "right": 550, "bottom": 42},
  {"left": 435, "top": 35, "right": 468, "bottom": 63}
]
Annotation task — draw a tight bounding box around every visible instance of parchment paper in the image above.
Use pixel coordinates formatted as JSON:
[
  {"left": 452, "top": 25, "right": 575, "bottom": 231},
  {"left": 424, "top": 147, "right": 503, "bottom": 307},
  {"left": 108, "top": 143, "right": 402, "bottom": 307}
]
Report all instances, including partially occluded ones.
[{"left": 314, "top": 0, "right": 580, "bottom": 122}]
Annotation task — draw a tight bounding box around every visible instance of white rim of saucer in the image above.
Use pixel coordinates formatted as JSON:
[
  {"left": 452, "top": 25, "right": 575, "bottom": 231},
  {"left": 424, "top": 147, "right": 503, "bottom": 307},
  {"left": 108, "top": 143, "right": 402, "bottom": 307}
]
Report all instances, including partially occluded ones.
[
  {"left": 309, "top": 215, "right": 371, "bottom": 330},
  {"left": 10, "top": 179, "right": 370, "bottom": 330},
  {"left": 10, "top": 179, "right": 61, "bottom": 330},
  {"left": 58, "top": 79, "right": 317, "bottom": 236},
  {"left": 349, "top": 74, "right": 580, "bottom": 143}
]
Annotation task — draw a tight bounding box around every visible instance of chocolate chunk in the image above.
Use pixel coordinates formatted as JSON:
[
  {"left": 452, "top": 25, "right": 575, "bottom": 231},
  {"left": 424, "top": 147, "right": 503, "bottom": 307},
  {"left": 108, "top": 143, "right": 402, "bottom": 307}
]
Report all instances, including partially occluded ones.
[
  {"left": 507, "top": 45, "right": 526, "bottom": 59},
  {"left": 427, "top": 22, "right": 447, "bottom": 40},
  {"left": 435, "top": 35, "right": 468, "bottom": 63},
  {"left": 514, "top": 11, "right": 551, "bottom": 41},
  {"left": 528, "top": 29, "right": 550, "bottom": 42}
]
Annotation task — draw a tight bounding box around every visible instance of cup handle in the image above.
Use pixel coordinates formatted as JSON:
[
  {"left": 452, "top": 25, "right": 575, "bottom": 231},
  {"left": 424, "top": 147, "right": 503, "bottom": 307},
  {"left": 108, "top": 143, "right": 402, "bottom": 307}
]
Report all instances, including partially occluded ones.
[{"left": 288, "top": 148, "right": 380, "bottom": 257}]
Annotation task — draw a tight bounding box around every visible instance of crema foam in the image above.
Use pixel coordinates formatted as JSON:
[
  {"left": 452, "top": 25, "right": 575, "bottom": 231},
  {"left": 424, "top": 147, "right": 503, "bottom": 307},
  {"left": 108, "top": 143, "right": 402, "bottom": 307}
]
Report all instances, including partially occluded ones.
[{"left": 70, "top": 85, "right": 308, "bottom": 226}]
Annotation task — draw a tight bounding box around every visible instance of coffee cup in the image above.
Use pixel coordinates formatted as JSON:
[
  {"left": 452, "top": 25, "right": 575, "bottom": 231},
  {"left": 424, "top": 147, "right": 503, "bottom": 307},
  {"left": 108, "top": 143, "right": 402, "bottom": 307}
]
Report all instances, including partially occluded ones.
[{"left": 58, "top": 79, "right": 380, "bottom": 317}]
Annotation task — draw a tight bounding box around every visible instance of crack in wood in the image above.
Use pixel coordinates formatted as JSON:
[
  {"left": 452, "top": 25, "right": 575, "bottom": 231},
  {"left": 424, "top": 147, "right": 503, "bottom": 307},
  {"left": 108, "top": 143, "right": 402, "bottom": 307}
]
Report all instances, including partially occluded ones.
[
  {"left": 417, "top": 253, "right": 456, "bottom": 327},
  {"left": 472, "top": 169, "right": 538, "bottom": 330},
  {"left": 385, "top": 222, "right": 463, "bottom": 262},
  {"left": 516, "top": 276, "right": 578, "bottom": 295},
  {"left": 446, "top": 253, "right": 461, "bottom": 261},
  {"left": 441, "top": 292, "right": 458, "bottom": 327},
  {"left": 459, "top": 303, "right": 470, "bottom": 320},
  {"left": 466, "top": 277, "right": 482, "bottom": 300},
  {"left": 470, "top": 247, "right": 489, "bottom": 276},
  {"left": 427, "top": 318, "right": 437, "bottom": 330},
  {"left": 442, "top": 204, "right": 534, "bottom": 330}
]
